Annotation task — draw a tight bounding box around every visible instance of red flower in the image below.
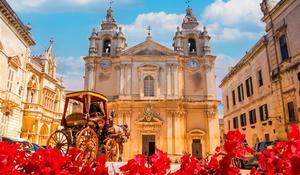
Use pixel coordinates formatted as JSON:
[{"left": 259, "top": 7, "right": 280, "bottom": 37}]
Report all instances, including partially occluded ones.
[
  {"left": 119, "top": 154, "right": 151, "bottom": 175},
  {"left": 149, "top": 149, "right": 171, "bottom": 175}
]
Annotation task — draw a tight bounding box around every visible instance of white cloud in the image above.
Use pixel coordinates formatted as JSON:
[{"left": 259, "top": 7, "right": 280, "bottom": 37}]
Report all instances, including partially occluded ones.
[
  {"left": 215, "top": 54, "right": 238, "bottom": 100},
  {"left": 7, "top": 0, "right": 47, "bottom": 9},
  {"left": 203, "top": 0, "right": 265, "bottom": 43},
  {"left": 213, "top": 27, "right": 258, "bottom": 42},
  {"left": 121, "top": 12, "right": 185, "bottom": 47},
  {"left": 6, "top": 0, "right": 133, "bottom": 12},
  {"left": 203, "top": 0, "right": 263, "bottom": 26},
  {"left": 56, "top": 56, "right": 84, "bottom": 90}
]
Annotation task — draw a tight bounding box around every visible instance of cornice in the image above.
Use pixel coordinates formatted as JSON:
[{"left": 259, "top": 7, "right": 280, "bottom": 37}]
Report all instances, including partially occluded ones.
[
  {"left": 0, "top": 0, "right": 35, "bottom": 46},
  {"left": 219, "top": 37, "right": 266, "bottom": 88},
  {"left": 261, "top": 0, "right": 294, "bottom": 23}
]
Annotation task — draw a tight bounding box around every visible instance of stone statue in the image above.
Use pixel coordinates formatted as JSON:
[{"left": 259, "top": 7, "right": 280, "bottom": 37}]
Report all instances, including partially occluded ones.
[
  {"left": 105, "top": 7, "right": 116, "bottom": 23},
  {"left": 183, "top": 6, "right": 197, "bottom": 23},
  {"left": 260, "top": 0, "right": 279, "bottom": 16}
]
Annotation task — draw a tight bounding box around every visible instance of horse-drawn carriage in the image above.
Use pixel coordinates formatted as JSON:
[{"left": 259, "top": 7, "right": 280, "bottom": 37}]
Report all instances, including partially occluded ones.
[{"left": 47, "top": 91, "right": 130, "bottom": 161}]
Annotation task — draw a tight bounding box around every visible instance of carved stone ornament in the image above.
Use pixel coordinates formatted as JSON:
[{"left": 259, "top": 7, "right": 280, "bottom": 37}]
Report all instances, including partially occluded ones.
[{"left": 143, "top": 104, "right": 159, "bottom": 122}]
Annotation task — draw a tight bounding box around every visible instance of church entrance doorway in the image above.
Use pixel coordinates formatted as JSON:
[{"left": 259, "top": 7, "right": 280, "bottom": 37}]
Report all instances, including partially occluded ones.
[
  {"left": 142, "top": 135, "right": 155, "bottom": 156},
  {"left": 192, "top": 139, "right": 202, "bottom": 159}
]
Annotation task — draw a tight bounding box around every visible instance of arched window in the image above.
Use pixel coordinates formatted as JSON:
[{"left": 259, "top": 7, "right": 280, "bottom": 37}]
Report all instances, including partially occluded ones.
[
  {"left": 188, "top": 38, "right": 196, "bottom": 53},
  {"left": 144, "top": 76, "right": 154, "bottom": 97},
  {"left": 103, "top": 39, "right": 111, "bottom": 54},
  {"left": 39, "top": 124, "right": 49, "bottom": 145},
  {"left": 26, "top": 77, "right": 37, "bottom": 103}
]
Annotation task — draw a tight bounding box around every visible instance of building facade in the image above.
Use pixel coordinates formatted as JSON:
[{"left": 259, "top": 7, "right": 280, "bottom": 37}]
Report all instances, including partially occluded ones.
[
  {"left": 220, "top": 0, "right": 300, "bottom": 147},
  {"left": 0, "top": 0, "right": 65, "bottom": 144},
  {"left": 20, "top": 41, "right": 65, "bottom": 145},
  {"left": 84, "top": 6, "right": 220, "bottom": 161},
  {"left": 0, "top": 0, "right": 35, "bottom": 138}
]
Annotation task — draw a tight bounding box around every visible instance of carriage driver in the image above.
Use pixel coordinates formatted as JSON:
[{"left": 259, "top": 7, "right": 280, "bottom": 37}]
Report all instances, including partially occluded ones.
[{"left": 89, "top": 102, "right": 105, "bottom": 128}]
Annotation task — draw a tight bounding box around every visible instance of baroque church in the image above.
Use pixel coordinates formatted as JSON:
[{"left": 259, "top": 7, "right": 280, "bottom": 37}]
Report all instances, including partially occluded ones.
[{"left": 83, "top": 6, "right": 220, "bottom": 161}]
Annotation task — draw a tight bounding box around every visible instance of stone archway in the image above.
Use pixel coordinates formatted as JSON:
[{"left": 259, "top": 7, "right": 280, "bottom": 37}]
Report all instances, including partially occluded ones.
[{"left": 39, "top": 124, "right": 49, "bottom": 146}]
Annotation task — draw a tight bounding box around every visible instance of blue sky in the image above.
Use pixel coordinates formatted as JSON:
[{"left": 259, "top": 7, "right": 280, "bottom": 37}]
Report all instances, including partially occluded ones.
[{"left": 7, "top": 0, "right": 268, "bottom": 116}]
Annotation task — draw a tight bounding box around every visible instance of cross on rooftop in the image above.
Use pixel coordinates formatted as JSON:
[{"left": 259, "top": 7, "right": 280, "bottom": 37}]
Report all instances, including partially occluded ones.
[
  {"left": 185, "top": 0, "right": 191, "bottom": 7},
  {"left": 147, "top": 25, "right": 151, "bottom": 35},
  {"left": 109, "top": 0, "right": 114, "bottom": 7}
]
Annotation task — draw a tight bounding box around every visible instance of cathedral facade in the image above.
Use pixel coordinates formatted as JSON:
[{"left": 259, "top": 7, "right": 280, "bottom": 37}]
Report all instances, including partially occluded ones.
[{"left": 83, "top": 6, "right": 220, "bottom": 161}]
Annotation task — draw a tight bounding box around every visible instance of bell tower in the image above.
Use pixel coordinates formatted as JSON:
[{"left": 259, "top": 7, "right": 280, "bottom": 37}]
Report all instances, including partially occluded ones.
[
  {"left": 173, "top": 6, "right": 216, "bottom": 101},
  {"left": 173, "top": 6, "right": 211, "bottom": 56},
  {"left": 88, "top": 6, "right": 127, "bottom": 58},
  {"left": 84, "top": 6, "right": 127, "bottom": 91}
]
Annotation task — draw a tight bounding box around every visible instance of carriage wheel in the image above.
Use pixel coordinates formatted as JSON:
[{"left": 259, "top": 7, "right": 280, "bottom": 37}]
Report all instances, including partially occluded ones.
[
  {"left": 47, "top": 130, "right": 70, "bottom": 155},
  {"left": 76, "top": 127, "right": 99, "bottom": 161},
  {"left": 105, "top": 138, "right": 119, "bottom": 162}
]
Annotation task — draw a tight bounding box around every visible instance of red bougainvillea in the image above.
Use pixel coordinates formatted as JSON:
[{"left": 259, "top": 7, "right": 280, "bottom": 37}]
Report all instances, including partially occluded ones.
[
  {"left": 251, "top": 124, "right": 300, "bottom": 175},
  {"left": 0, "top": 144, "right": 108, "bottom": 175},
  {"left": 168, "top": 129, "right": 253, "bottom": 175},
  {"left": 1, "top": 125, "right": 300, "bottom": 174},
  {"left": 119, "top": 149, "right": 171, "bottom": 175}
]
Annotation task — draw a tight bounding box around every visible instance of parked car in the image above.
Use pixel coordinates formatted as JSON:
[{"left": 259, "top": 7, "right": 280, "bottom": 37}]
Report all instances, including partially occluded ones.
[
  {"left": 0, "top": 136, "right": 35, "bottom": 153},
  {"left": 31, "top": 143, "right": 41, "bottom": 151},
  {"left": 234, "top": 141, "right": 274, "bottom": 169}
]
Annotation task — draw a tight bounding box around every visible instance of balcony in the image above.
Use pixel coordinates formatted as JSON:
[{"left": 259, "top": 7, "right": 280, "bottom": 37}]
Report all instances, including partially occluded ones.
[
  {"left": 23, "top": 103, "right": 43, "bottom": 113},
  {"left": 0, "top": 90, "right": 22, "bottom": 107}
]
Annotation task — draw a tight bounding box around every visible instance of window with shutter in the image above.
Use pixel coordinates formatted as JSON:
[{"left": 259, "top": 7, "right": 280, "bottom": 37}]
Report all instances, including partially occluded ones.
[
  {"left": 245, "top": 77, "right": 253, "bottom": 97},
  {"left": 279, "top": 35, "right": 289, "bottom": 61},
  {"left": 288, "top": 102, "right": 296, "bottom": 122},
  {"left": 259, "top": 104, "right": 269, "bottom": 121},
  {"left": 249, "top": 109, "right": 257, "bottom": 124},
  {"left": 258, "top": 70, "right": 263, "bottom": 87}
]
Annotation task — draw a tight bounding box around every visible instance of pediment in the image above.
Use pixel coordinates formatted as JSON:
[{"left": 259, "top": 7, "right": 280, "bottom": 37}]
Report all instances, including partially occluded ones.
[
  {"left": 121, "top": 39, "right": 178, "bottom": 56},
  {"left": 188, "top": 129, "right": 206, "bottom": 136},
  {"left": 135, "top": 48, "right": 166, "bottom": 56}
]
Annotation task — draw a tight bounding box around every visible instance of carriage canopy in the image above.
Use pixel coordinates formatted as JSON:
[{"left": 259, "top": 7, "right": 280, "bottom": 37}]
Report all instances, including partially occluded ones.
[{"left": 62, "top": 91, "right": 109, "bottom": 126}]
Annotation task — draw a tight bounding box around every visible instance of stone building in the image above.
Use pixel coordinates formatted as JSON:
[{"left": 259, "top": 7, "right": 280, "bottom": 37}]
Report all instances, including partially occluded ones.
[
  {"left": 20, "top": 41, "right": 65, "bottom": 145},
  {"left": 0, "top": 0, "right": 65, "bottom": 144},
  {"left": 220, "top": 0, "right": 300, "bottom": 147},
  {"left": 84, "top": 6, "right": 220, "bottom": 161},
  {"left": 0, "top": 0, "right": 35, "bottom": 138}
]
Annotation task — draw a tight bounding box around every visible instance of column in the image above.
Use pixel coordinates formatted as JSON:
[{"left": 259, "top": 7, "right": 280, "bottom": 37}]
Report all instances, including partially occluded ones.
[
  {"left": 116, "top": 65, "right": 120, "bottom": 96},
  {"left": 174, "top": 64, "right": 179, "bottom": 97},
  {"left": 125, "top": 64, "right": 132, "bottom": 96},
  {"left": 167, "top": 111, "right": 173, "bottom": 154},
  {"left": 204, "top": 62, "right": 216, "bottom": 100},
  {"left": 174, "top": 110, "right": 185, "bottom": 155},
  {"left": 207, "top": 111, "right": 220, "bottom": 153},
  {"left": 174, "top": 113, "right": 180, "bottom": 154},
  {"left": 85, "top": 63, "right": 95, "bottom": 91},
  {"left": 166, "top": 64, "right": 171, "bottom": 97},
  {"left": 171, "top": 64, "right": 174, "bottom": 96},
  {"left": 119, "top": 64, "right": 125, "bottom": 96}
]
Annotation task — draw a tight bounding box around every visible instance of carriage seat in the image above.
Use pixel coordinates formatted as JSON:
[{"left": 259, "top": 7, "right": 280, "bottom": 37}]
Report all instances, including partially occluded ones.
[{"left": 65, "top": 113, "right": 86, "bottom": 127}]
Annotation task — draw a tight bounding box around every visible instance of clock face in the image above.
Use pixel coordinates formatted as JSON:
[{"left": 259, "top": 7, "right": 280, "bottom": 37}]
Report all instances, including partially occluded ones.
[
  {"left": 188, "top": 59, "right": 199, "bottom": 69},
  {"left": 100, "top": 60, "right": 112, "bottom": 69}
]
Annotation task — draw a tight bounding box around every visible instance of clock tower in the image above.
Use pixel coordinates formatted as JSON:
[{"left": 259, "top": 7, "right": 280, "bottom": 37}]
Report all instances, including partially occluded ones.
[
  {"left": 173, "top": 6, "right": 216, "bottom": 101},
  {"left": 84, "top": 6, "right": 127, "bottom": 91}
]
